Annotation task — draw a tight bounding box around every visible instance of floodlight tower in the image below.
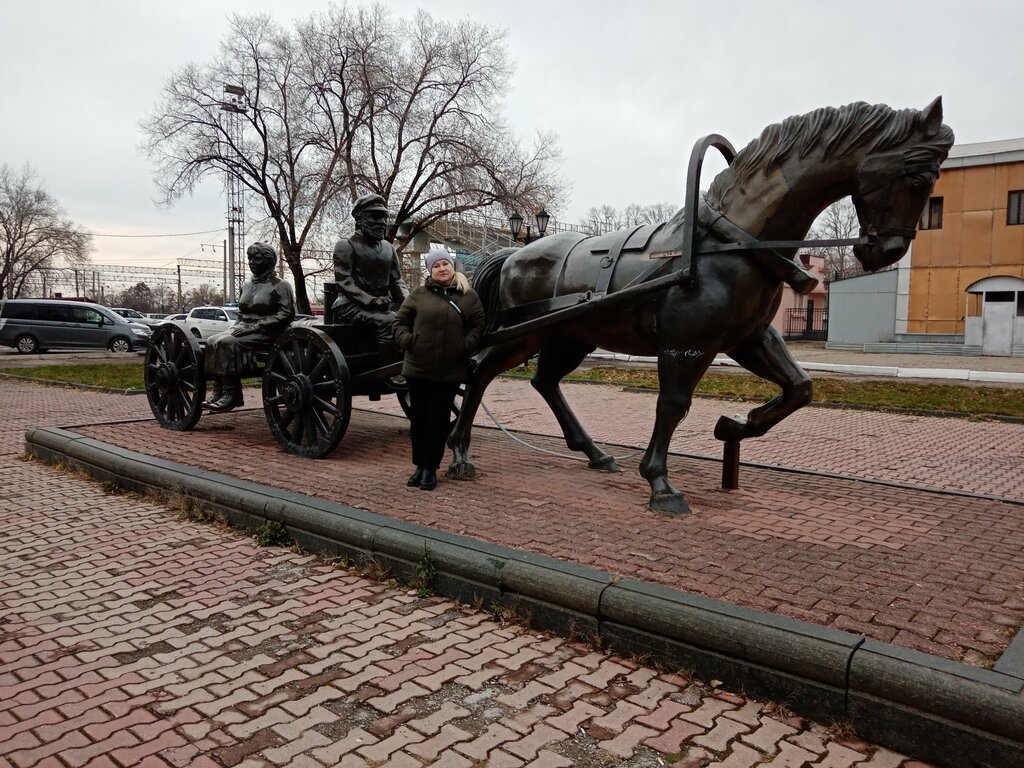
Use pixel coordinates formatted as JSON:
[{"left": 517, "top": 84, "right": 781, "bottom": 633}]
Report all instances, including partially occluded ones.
[{"left": 221, "top": 84, "right": 247, "bottom": 301}]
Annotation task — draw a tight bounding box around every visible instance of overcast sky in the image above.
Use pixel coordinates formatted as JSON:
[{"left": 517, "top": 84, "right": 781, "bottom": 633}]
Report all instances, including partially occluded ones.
[{"left": 2, "top": 0, "right": 1022, "bottom": 271}]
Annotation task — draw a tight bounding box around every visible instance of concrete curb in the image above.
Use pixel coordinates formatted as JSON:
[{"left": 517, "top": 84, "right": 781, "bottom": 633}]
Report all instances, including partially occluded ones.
[
  {"left": 24, "top": 426, "right": 1024, "bottom": 768},
  {"left": 588, "top": 351, "right": 1024, "bottom": 385}
]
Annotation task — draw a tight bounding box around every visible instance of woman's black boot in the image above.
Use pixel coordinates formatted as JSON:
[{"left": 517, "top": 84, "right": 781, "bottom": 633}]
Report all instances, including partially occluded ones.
[
  {"left": 419, "top": 470, "right": 437, "bottom": 491},
  {"left": 407, "top": 468, "right": 425, "bottom": 487}
]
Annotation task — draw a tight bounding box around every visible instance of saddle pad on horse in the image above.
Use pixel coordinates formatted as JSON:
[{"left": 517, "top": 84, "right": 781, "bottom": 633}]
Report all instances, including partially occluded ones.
[{"left": 498, "top": 221, "right": 690, "bottom": 325}]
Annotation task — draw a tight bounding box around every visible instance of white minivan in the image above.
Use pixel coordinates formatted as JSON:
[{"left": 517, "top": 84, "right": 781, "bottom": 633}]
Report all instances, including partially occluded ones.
[
  {"left": 184, "top": 306, "right": 238, "bottom": 339},
  {"left": 0, "top": 299, "right": 152, "bottom": 353}
]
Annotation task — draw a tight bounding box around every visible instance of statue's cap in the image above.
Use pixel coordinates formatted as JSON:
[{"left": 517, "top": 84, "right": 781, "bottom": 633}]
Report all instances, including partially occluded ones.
[{"left": 352, "top": 193, "right": 389, "bottom": 218}]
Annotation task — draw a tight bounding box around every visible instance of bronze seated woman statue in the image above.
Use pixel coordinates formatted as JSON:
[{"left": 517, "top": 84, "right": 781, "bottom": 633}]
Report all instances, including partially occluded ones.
[{"left": 204, "top": 242, "right": 296, "bottom": 412}]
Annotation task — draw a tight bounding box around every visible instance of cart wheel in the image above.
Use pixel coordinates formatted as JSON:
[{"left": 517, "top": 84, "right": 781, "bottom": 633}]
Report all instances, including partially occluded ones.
[
  {"left": 394, "top": 385, "right": 463, "bottom": 420},
  {"left": 144, "top": 323, "right": 205, "bottom": 431},
  {"left": 263, "top": 326, "right": 351, "bottom": 458},
  {"left": 396, "top": 389, "right": 413, "bottom": 418}
]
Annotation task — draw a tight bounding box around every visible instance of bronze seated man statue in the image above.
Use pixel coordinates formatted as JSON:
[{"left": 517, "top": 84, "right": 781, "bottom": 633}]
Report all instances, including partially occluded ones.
[
  {"left": 331, "top": 193, "right": 409, "bottom": 356},
  {"left": 204, "top": 242, "right": 296, "bottom": 412}
]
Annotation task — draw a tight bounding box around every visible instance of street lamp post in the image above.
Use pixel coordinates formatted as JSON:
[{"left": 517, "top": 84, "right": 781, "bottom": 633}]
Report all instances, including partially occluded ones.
[{"left": 508, "top": 208, "right": 550, "bottom": 244}]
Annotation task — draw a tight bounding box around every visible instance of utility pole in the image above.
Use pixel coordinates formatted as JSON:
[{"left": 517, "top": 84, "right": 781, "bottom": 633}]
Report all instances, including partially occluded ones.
[
  {"left": 221, "top": 84, "right": 247, "bottom": 302},
  {"left": 73, "top": 268, "right": 80, "bottom": 297},
  {"left": 228, "top": 226, "right": 236, "bottom": 300},
  {"left": 177, "top": 265, "right": 182, "bottom": 310}
]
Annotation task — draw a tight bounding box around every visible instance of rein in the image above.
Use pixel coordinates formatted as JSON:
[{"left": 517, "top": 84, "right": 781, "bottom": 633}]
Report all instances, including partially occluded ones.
[
  {"left": 697, "top": 202, "right": 876, "bottom": 255},
  {"left": 681, "top": 134, "right": 928, "bottom": 265}
]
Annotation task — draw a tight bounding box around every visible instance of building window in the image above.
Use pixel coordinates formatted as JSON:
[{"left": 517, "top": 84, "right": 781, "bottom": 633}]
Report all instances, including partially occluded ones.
[
  {"left": 1008, "top": 190, "right": 1024, "bottom": 226},
  {"left": 967, "top": 292, "right": 983, "bottom": 317},
  {"left": 919, "top": 197, "right": 943, "bottom": 230}
]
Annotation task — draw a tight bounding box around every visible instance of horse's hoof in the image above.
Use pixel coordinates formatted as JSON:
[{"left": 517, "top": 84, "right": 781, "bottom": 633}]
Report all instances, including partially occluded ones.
[
  {"left": 649, "top": 491, "right": 692, "bottom": 516},
  {"left": 446, "top": 460, "right": 477, "bottom": 481},
  {"left": 714, "top": 415, "right": 748, "bottom": 442},
  {"left": 588, "top": 456, "right": 620, "bottom": 473}
]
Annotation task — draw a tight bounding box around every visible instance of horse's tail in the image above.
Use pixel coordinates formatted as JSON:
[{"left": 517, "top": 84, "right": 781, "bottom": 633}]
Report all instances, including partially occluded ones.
[{"left": 472, "top": 248, "right": 516, "bottom": 336}]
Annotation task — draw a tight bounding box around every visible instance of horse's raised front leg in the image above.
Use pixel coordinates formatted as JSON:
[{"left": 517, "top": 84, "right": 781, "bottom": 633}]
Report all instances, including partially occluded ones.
[
  {"left": 714, "top": 326, "right": 812, "bottom": 442},
  {"left": 447, "top": 340, "right": 536, "bottom": 480},
  {"left": 640, "top": 348, "right": 713, "bottom": 515},
  {"left": 531, "top": 336, "right": 618, "bottom": 472}
]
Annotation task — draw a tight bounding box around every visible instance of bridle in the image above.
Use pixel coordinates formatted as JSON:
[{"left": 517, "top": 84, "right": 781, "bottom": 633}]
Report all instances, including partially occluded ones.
[
  {"left": 688, "top": 136, "right": 939, "bottom": 254},
  {"left": 852, "top": 157, "right": 941, "bottom": 241},
  {"left": 615, "top": 134, "right": 937, "bottom": 292}
]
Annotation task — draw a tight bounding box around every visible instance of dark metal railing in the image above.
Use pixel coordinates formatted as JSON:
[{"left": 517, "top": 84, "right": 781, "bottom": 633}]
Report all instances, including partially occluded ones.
[{"left": 784, "top": 307, "right": 828, "bottom": 340}]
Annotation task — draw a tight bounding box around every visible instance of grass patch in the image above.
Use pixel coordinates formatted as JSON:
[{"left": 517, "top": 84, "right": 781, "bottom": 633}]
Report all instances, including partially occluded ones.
[
  {"left": 5, "top": 363, "right": 145, "bottom": 390},
  {"left": 519, "top": 364, "right": 1024, "bottom": 419},
  {"left": 254, "top": 520, "right": 291, "bottom": 547},
  {"left": 4, "top": 363, "right": 260, "bottom": 392},
  {"left": 7, "top": 360, "right": 1023, "bottom": 419}
]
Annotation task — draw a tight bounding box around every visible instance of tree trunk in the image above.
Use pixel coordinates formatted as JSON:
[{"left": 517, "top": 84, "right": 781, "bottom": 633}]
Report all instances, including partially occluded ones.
[{"left": 282, "top": 244, "right": 311, "bottom": 314}]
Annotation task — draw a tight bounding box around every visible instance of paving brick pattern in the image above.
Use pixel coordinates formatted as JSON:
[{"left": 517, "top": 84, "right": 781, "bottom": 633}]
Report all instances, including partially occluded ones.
[
  {"left": 1, "top": 447, "right": 929, "bottom": 766},
  {"left": 46, "top": 376, "right": 1024, "bottom": 666},
  {"left": 363, "top": 378, "right": 1024, "bottom": 501}
]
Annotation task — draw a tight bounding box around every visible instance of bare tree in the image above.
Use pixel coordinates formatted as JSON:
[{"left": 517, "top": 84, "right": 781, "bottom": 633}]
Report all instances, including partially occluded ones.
[
  {"left": 344, "top": 11, "right": 565, "bottom": 250},
  {"left": 621, "top": 203, "right": 645, "bottom": 226},
  {"left": 141, "top": 4, "right": 564, "bottom": 313},
  {"left": 580, "top": 201, "right": 680, "bottom": 233},
  {"left": 151, "top": 283, "right": 177, "bottom": 313},
  {"left": 806, "top": 197, "right": 860, "bottom": 279},
  {"left": 641, "top": 202, "right": 678, "bottom": 224},
  {"left": 115, "top": 282, "right": 155, "bottom": 312},
  {"left": 0, "top": 164, "right": 92, "bottom": 299},
  {"left": 184, "top": 284, "right": 225, "bottom": 308},
  {"left": 581, "top": 204, "right": 620, "bottom": 234}
]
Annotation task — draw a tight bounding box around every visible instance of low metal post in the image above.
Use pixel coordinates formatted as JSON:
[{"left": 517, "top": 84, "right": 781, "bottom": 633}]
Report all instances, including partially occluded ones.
[{"left": 722, "top": 440, "right": 740, "bottom": 490}]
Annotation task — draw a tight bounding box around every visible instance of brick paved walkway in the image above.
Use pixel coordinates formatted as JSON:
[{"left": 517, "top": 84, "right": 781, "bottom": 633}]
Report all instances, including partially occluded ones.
[
  {"left": 0, "top": 381, "right": 933, "bottom": 767},
  {"left": 362, "top": 378, "right": 1024, "bottom": 500},
  {"left": 53, "top": 376, "right": 1024, "bottom": 668}
]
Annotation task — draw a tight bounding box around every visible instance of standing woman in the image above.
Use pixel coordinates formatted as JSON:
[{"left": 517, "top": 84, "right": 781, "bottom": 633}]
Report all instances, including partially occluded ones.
[{"left": 393, "top": 248, "right": 485, "bottom": 490}]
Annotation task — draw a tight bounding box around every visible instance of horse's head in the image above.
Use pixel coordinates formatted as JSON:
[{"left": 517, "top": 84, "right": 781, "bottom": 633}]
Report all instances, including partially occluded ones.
[{"left": 851, "top": 97, "right": 954, "bottom": 271}]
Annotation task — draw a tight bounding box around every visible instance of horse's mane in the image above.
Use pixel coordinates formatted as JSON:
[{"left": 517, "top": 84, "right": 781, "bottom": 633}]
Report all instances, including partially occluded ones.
[{"left": 704, "top": 101, "right": 955, "bottom": 209}]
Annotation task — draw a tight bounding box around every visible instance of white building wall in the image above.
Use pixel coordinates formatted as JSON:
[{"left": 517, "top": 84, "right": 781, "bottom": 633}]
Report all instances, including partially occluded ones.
[{"left": 826, "top": 270, "right": 899, "bottom": 345}]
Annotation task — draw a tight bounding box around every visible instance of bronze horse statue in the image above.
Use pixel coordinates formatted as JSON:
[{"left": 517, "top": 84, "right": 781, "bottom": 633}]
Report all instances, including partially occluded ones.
[{"left": 448, "top": 99, "right": 954, "bottom": 514}]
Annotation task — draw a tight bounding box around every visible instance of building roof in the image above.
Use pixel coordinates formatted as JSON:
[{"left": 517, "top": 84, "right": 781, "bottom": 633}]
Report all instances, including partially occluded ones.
[{"left": 943, "top": 137, "right": 1024, "bottom": 168}]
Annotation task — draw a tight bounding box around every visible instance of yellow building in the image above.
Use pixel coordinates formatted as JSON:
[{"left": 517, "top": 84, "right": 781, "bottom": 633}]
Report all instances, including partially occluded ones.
[{"left": 905, "top": 138, "right": 1024, "bottom": 354}]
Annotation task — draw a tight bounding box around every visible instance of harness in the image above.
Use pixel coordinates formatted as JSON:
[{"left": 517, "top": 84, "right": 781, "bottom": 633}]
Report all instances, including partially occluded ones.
[{"left": 497, "top": 133, "right": 932, "bottom": 326}]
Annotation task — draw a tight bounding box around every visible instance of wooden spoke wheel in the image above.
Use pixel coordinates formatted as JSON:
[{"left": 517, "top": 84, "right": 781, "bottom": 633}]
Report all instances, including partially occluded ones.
[
  {"left": 144, "top": 322, "right": 205, "bottom": 431},
  {"left": 396, "top": 388, "right": 413, "bottom": 419},
  {"left": 263, "top": 326, "right": 351, "bottom": 458}
]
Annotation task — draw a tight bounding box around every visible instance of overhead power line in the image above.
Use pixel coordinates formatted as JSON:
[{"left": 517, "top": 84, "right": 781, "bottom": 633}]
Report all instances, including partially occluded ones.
[{"left": 89, "top": 228, "right": 224, "bottom": 238}]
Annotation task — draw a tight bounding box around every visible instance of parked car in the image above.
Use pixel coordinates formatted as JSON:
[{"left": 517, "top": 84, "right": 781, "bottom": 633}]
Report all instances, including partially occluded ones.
[
  {"left": 0, "top": 299, "right": 151, "bottom": 353},
  {"left": 146, "top": 313, "right": 169, "bottom": 320},
  {"left": 111, "top": 307, "right": 162, "bottom": 326},
  {"left": 164, "top": 313, "right": 187, "bottom": 323},
  {"left": 184, "top": 306, "right": 239, "bottom": 339}
]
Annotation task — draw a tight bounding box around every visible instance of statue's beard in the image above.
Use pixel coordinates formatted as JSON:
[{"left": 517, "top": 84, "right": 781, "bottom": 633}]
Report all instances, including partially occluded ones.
[{"left": 358, "top": 222, "right": 387, "bottom": 243}]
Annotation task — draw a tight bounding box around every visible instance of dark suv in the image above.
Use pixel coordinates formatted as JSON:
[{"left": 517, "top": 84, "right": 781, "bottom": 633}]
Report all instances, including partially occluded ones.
[{"left": 0, "top": 299, "right": 152, "bottom": 353}]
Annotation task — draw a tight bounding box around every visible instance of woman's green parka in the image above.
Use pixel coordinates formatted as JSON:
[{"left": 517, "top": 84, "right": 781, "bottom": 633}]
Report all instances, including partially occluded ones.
[{"left": 392, "top": 277, "right": 485, "bottom": 382}]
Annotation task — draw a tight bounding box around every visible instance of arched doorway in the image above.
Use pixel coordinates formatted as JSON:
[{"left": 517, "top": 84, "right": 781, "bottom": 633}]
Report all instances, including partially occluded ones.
[{"left": 964, "top": 276, "right": 1024, "bottom": 356}]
